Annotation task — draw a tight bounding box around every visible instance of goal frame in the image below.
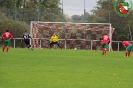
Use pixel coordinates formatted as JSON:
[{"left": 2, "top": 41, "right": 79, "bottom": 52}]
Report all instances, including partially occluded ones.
[{"left": 30, "top": 21, "right": 113, "bottom": 51}]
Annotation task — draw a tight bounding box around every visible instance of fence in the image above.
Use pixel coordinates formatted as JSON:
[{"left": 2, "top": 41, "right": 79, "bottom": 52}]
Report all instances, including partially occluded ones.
[{"left": 2, "top": 38, "right": 131, "bottom": 52}]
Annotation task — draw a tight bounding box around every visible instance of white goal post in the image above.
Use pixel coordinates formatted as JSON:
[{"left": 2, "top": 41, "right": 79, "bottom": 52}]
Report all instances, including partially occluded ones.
[{"left": 30, "top": 21, "right": 114, "bottom": 51}]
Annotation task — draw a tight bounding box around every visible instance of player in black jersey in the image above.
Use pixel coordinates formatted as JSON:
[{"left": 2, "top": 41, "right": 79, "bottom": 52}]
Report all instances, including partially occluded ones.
[{"left": 21, "top": 30, "right": 33, "bottom": 50}]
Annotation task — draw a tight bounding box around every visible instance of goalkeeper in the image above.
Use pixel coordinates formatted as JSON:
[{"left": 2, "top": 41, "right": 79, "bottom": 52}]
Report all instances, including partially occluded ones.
[{"left": 49, "top": 34, "right": 62, "bottom": 49}]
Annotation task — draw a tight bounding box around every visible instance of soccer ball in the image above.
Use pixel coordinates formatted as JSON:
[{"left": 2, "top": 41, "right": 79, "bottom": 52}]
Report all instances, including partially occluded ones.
[{"left": 74, "top": 48, "right": 77, "bottom": 50}]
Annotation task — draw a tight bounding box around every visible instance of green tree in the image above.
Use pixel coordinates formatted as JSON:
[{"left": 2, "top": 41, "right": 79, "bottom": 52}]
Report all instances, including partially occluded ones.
[
  {"left": 71, "top": 12, "right": 89, "bottom": 22},
  {"left": 89, "top": 0, "right": 133, "bottom": 41},
  {"left": 0, "top": 0, "right": 63, "bottom": 22},
  {"left": 71, "top": 15, "right": 81, "bottom": 22},
  {"left": 127, "top": 12, "right": 133, "bottom": 40},
  {"left": 0, "top": 0, "right": 24, "bottom": 8}
]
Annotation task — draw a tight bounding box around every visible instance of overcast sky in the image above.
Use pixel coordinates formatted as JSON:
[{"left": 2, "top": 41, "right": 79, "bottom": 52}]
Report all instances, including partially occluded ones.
[{"left": 60, "top": 0, "right": 99, "bottom": 16}]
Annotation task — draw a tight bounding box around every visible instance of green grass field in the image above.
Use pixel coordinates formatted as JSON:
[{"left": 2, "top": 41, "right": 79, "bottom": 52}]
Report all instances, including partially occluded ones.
[{"left": 0, "top": 48, "right": 133, "bottom": 88}]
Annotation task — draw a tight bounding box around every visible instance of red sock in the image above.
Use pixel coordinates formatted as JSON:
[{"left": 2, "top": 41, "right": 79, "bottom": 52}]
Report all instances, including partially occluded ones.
[
  {"left": 102, "top": 48, "right": 106, "bottom": 55},
  {"left": 2, "top": 46, "right": 5, "bottom": 52},
  {"left": 128, "top": 52, "right": 130, "bottom": 57},
  {"left": 104, "top": 49, "right": 107, "bottom": 55},
  {"left": 103, "top": 49, "right": 106, "bottom": 55},
  {"left": 102, "top": 48, "right": 104, "bottom": 54},
  {"left": 125, "top": 52, "right": 128, "bottom": 57},
  {"left": 6, "top": 47, "right": 9, "bottom": 52}
]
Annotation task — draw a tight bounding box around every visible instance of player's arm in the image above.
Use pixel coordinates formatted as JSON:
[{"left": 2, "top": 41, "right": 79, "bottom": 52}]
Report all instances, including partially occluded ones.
[
  {"left": 1, "top": 34, "right": 4, "bottom": 40},
  {"left": 122, "top": 44, "right": 126, "bottom": 48},
  {"left": 28, "top": 34, "right": 32, "bottom": 39},
  {"left": 10, "top": 34, "right": 13, "bottom": 39},
  {"left": 56, "top": 36, "right": 59, "bottom": 42},
  {"left": 50, "top": 36, "right": 53, "bottom": 42},
  {"left": 124, "top": 45, "right": 126, "bottom": 48}
]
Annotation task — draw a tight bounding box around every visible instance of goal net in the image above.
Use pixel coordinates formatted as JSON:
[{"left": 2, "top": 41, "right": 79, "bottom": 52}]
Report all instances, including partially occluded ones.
[{"left": 30, "top": 21, "right": 114, "bottom": 50}]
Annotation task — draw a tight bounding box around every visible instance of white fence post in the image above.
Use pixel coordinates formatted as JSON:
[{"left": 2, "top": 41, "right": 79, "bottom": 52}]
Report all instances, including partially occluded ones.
[{"left": 14, "top": 38, "right": 16, "bottom": 48}]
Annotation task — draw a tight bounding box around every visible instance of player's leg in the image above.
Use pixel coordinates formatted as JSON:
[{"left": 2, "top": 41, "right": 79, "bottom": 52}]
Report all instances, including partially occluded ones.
[
  {"left": 25, "top": 40, "right": 30, "bottom": 49},
  {"left": 24, "top": 39, "right": 32, "bottom": 50},
  {"left": 124, "top": 46, "right": 128, "bottom": 57},
  {"left": 128, "top": 46, "right": 132, "bottom": 57},
  {"left": 127, "top": 44, "right": 132, "bottom": 57},
  {"left": 2, "top": 46, "right": 5, "bottom": 52},
  {"left": 104, "top": 48, "right": 107, "bottom": 55},
  {"left": 27, "top": 39, "right": 33, "bottom": 50},
  {"left": 104, "top": 44, "right": 109, "bottom": 55},
  {"left": 103, "top": 48, "right": 107, "bottom": 55},
  {"left": 49, "top": 42, "right": 54, "bottom": 48},
  {"left": 101, "top": 47, "right": 104, "bottom": 55},
  {"left": 6, "top": 40, "right": 10, "bottom": 52},
  {"left": 28, "top": 45, "right": 33, "bottom": 50},
  {"left": 6, "top": 46, "right": 9, "bottom": 52},
  {"left": 28, "top": 44, "right": 31, "bottom": 49},
  {"left": 124, "top": 51, "right": 128, "bottom": 57},
  {"left": 2, "top": 40, "right": 7, "bottom": 52},
  {"left": 56, "top": 42, "right": 62, "bottom": 49},
  {"left": 24, "top": 39, "right": 28, "bottom": 48},
  {"left": 128, "top": 51, "right": 130, "bottom": 57},
  {"left": 101, "top": 45, "right": 104, "bottom": 55},
  {"left": 26, "top": 42, "right": 30, "bottom": 49},
  {"left": 102, "top": 44, "right": 106, "bottom": 55}
]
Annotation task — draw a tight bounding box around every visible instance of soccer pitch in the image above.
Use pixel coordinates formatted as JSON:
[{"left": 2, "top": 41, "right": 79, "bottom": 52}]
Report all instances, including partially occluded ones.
[{"left": 0, "top": 48, "right": 133, "bottom": 88}]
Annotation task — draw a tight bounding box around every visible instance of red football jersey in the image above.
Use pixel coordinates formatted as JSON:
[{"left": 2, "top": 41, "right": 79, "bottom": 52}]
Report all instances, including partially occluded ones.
[
  {"left": 101, "top": 35, "right": 110, "bottom": 44},
  {"left": 2, "top": 32, "right": 13, "bottom": 40},
  {"left": 122, "top": 41, "right": 130, "bottom": 47}
]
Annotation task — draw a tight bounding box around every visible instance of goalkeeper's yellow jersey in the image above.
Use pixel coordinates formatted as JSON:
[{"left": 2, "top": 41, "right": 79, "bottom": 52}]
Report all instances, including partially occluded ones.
[{"left": 50, "top": 35, "right": 59, "bottom": 42}]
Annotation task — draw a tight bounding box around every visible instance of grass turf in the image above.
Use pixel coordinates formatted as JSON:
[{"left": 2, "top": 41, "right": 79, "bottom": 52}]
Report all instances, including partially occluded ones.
[{"left": 0, "top": 48, "right": 133, "bottom": 88}]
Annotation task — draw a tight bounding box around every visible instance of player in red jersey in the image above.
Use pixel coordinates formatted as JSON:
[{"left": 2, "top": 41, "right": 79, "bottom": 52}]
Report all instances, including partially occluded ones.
[
  {"left": 121, "top": 40, "right": 132, "bottom": 57},
  {"left": 2, "top": 30, "right": 13, "bottom": 52},
  {"left": 100, "top": 34, "right": 110, "bottom": 55}
]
